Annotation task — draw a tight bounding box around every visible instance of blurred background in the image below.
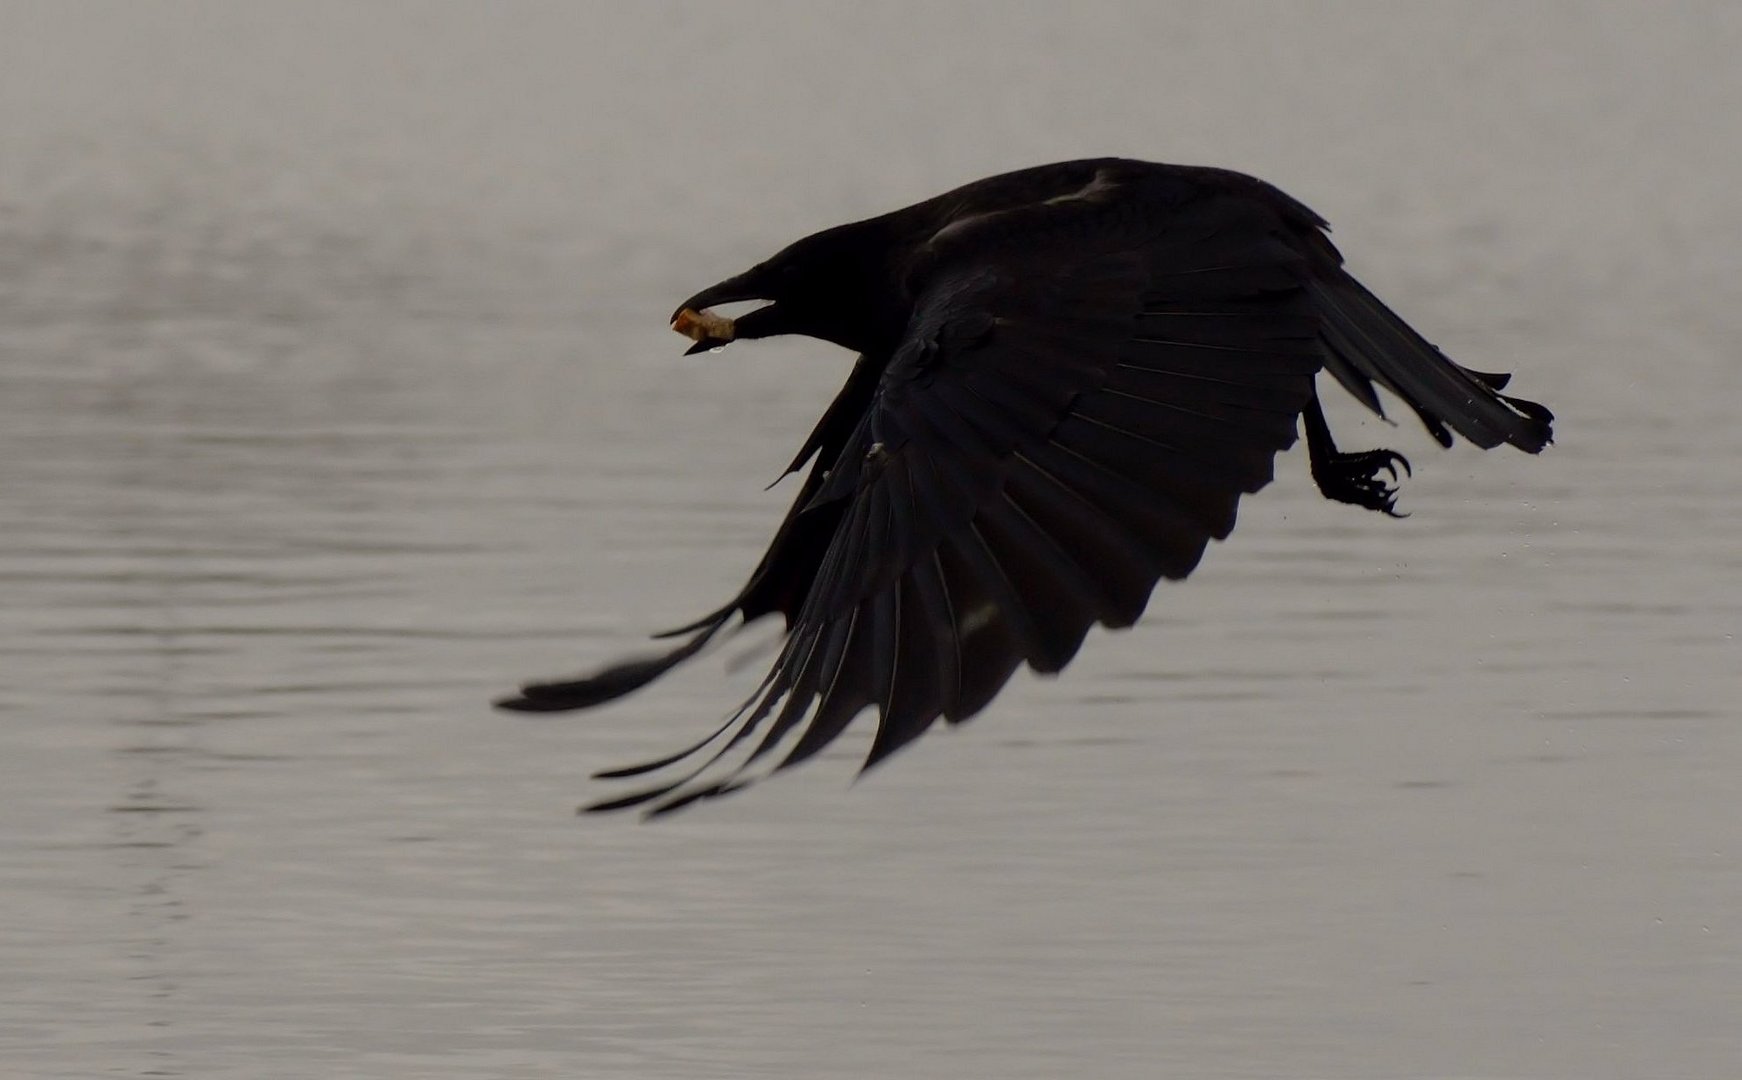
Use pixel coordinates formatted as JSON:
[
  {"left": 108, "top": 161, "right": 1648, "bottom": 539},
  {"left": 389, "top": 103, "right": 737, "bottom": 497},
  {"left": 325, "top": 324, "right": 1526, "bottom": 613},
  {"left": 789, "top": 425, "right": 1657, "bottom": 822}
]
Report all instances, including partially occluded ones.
[{"left": 2, "top": 3, "right": 1737, "bottom": 1078}]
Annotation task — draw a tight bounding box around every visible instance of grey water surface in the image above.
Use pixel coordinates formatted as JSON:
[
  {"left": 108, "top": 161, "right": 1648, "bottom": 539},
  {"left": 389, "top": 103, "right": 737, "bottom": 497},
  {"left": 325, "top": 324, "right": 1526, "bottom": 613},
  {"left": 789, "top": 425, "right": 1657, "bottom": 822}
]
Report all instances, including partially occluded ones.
[{"left": 2, "top": 4, "right": 1738, "bottom": 1078}]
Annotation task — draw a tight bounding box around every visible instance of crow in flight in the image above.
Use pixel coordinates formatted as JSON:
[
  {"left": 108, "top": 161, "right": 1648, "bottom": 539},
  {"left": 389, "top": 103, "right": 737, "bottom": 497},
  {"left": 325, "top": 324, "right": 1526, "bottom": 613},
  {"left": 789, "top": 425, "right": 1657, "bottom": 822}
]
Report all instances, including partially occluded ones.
[{"left": 499, "top": 159, "right": 1553, "bottom": 816}]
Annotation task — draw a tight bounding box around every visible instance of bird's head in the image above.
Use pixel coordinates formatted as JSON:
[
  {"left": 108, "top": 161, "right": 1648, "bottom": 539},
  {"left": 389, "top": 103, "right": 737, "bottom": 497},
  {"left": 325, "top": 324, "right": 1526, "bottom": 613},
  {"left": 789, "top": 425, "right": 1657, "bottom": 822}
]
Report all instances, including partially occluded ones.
[{"left": 671, "top": 222, "right": 898, "bottom": 356}]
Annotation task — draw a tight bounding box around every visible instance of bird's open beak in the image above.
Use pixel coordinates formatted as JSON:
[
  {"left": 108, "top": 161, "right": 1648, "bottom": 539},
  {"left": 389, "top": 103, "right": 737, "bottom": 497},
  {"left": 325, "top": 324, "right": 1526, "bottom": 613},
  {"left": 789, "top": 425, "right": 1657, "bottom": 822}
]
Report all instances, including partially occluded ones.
[{"left": 671, "top": 273, "right": 769, "bottom": 355}]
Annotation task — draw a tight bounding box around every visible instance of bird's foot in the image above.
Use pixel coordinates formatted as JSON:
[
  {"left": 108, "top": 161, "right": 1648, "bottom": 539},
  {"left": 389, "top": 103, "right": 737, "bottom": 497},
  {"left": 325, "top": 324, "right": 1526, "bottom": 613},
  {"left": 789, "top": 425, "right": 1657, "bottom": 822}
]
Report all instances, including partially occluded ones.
[{"left": 1312, "top": 447, "right": 1411, "bottom": 517}]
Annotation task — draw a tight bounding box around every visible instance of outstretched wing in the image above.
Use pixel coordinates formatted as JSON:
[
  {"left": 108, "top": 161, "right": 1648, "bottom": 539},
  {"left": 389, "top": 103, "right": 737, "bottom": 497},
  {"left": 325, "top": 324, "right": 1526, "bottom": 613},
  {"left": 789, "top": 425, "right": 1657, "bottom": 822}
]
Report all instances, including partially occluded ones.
[{"left": 588, "top": 192, "right": 1323, "bottom": 815}]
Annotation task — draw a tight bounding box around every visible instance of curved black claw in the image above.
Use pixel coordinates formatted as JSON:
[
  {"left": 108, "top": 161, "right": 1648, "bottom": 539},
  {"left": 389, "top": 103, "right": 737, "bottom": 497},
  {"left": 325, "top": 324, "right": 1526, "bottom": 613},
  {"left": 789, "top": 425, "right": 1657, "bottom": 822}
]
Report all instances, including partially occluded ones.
[{"left": 1312, "top": 447, "right": 1412, "bottom": 517}]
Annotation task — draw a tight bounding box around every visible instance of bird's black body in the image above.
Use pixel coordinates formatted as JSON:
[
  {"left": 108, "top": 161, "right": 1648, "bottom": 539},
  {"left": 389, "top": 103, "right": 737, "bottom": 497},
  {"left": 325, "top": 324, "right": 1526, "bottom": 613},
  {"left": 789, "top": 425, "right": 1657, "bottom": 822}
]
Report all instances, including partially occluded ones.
[{"left": 498, "top": 159, "right": 1553, "bottom": 816}]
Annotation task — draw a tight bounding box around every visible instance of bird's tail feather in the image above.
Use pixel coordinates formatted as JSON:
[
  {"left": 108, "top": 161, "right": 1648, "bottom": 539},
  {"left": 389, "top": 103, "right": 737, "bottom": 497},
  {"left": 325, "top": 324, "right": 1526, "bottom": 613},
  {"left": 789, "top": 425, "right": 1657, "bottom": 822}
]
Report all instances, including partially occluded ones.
[{"left": 1309, "top": 271, "right": 1553, "bottom": 452}]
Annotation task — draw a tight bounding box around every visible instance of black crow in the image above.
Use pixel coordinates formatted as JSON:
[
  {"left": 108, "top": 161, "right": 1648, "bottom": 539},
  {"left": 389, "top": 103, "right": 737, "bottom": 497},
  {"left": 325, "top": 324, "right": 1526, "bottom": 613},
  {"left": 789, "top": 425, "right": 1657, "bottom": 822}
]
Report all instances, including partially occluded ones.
[{"left": 499, "top": 159, "right": 1553, "bottom": 816}]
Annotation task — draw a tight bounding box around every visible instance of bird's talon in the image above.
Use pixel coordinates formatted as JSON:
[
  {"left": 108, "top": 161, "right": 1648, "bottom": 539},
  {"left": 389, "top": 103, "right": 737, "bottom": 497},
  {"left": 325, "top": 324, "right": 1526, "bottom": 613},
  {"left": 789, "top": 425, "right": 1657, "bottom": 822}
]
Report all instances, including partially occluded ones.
[{"left": 1314, "top": 446, "right": 1411, "bottom": 516}]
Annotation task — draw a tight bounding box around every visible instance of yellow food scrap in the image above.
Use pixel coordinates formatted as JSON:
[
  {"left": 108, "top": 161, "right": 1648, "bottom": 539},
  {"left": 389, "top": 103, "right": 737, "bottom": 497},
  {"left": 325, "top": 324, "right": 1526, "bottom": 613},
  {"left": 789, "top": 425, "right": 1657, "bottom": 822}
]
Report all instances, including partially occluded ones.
[{"left": 672, "top": 307, "right": 735, "bottom": 343}]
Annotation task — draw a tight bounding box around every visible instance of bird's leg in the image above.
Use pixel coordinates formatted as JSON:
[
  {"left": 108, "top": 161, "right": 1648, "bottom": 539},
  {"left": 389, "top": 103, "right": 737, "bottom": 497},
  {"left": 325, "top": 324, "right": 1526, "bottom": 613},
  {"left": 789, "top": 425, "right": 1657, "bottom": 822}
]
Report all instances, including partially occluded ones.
[{"left": 1303, "top": 395, "right": 1411, "bottom": 517}]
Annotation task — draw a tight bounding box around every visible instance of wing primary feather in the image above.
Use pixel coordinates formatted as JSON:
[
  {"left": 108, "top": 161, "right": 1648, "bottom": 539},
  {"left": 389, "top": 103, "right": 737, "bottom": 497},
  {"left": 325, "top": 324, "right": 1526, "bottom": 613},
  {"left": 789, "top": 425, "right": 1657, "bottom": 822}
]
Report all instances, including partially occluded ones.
[
  {"left": 812, "top": 484, "right": 876, "bottom": 617},
  {"left": 587, "top": 570, "right": 851, "bottom": 803},
  {"left": 496, "top": 616, "right": 731, "bottom": 713},
  {"left": 726, "top": 490, "right": 880, "bottom": 770},
  {"left": 741, "top": 614, "right": 853, "bottom": 768},
  {"left": 971, "top": 495, "right": 1102, "bottom": 671},
  {"left": 912, "top": 550, "right": 964, "bottom": 717},
  {"left": 998, "top": 478, "right": 1142, "bottom": 625},
  {"left": 581, "top": 668, "right": 789, "bottom": 811},
  {"left": 650, "top": 602, "right": 737, "bottom": 640},
  {"left": 933, "top": 532, "right": 1026, "bottom": 721},
  {"left": 861, "top": 478, "right": 897, "bottom": 595},
  {"left": 864, "top": 574, "right": 947, "bottom": 770},
  {"left": 583, "top": 785, "right": 691, "bottom": 815},
  {"left": 868, "top": 587, "right": 900, "bottom": 731},
  {"left": 590, "top": 712, "right": 741, "bottom": 780},
  {"left": 1005, "top": 452, "right": 1160, "bottom": 626},
  {"left": 880, "top": 454, "right": 919, "bottom": 582},
  {"left": 778, "top": 603, "right": 877, "bottom": 770},
  {"left": 642, "top": 779, "right": 752, "bottom": 820},
  {"left": 950, "top": 519, "right": 1055, "bottom": 674}
]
